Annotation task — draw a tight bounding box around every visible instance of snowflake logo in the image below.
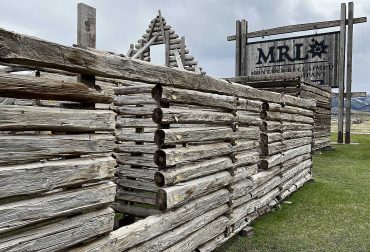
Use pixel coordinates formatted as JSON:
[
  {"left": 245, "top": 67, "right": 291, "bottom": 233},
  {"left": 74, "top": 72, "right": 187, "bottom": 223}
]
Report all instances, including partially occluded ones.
[{"left": 307, "top": 38, "right": 329, "bottom": 59}]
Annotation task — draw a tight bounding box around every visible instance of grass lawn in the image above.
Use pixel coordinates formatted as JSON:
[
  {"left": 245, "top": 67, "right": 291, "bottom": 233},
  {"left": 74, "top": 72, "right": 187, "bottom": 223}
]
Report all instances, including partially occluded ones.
[{"left": 217, "top": 134, "right": 370, "bottom": 252}]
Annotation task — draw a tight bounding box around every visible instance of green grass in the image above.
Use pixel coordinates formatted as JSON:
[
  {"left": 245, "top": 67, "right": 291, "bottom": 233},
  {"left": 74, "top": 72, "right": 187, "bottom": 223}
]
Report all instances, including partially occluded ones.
[{"left": 217, "top": 134, "right": 370, "bottom": 252}]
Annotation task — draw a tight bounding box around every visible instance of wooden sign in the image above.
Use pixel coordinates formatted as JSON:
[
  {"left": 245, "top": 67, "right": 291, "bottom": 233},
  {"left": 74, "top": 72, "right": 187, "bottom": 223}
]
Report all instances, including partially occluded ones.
[{"left": 246, "top": 32, "right": 340, "bottom": 87}]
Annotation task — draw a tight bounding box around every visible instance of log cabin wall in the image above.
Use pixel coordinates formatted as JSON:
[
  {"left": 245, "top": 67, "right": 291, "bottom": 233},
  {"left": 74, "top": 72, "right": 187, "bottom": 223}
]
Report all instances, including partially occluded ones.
[
  {"left": 0, "top": 26, "right": 316, "bottom": 251},
  {"left": 227, "top": 76, "right": 332, "bottom": 151}
]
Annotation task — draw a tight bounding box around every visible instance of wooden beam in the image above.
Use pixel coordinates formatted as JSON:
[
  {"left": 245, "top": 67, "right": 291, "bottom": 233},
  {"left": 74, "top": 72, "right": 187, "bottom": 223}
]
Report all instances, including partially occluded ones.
[
  {"left": 173, "top": 49, "right": 184, "bottom": 69},
  {"left": 345, "top": 2, "right": 354, "bottom": 144},
  {"left": 337, "top": 3, "right": 346, "bottom": 143},
  {"left": 240, "top": 19, "right": 248, "bottom": 76},
  {"left": 0, "top": 72, "right": 113, "bottom": 103},
  {"left": 227, "top": 17, "right": 367, "bottom": 40},
  {"left": 132, "top": 35, "right": 158, "bottom": 59},
  {"left": 235, "top": 20, "right": 241, "bottom": 76},
  {"left": 332, "top": 92, "right": 366, "bottom": 98}
]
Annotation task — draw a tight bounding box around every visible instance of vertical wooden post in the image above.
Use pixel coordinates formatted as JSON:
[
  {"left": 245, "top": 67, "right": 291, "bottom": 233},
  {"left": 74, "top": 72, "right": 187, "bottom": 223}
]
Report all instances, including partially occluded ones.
[
  {"left": 165, "top": 31, "right": 170, "bottom": 67},
  {"left": 77, "top": 3, "right": 96, "bottom": 109},
  {"left": 180, "top": 36, "right": 186, "bottom": 66},
  {"left": 235, "top": 20, "right": 241, "bottom": 76},
  {"left": 240, "top": 20, "right": 248, "bottom": 76},
  {"left": 337, "top": 3, "right": 346, "bottom": 143},
  {"left": 345, "top": 2, "right": 354, "bottom": 144}
]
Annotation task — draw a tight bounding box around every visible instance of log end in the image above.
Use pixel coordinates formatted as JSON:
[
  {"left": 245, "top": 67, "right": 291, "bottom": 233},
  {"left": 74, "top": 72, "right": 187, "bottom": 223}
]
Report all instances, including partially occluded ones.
[
  {"left": 154, "top": 129, "right": 165, "bottom": 146},
  {"left": 154, "top": 149, "right": 166, "bottom": 168},
  {"left": 151, "top": 84, "right": 163, "bottom": 101},
  {"left": 262, "top": 102, "right": 269, "bottom": 111},
  {"left": 152, "top": 108, "right": 163, "bottom": 124},
  {"left": 156, "top": 188, "right": 167, "bottom": 211},
  {"left": 154, "top": 172, "right": 166, "bottom": 187}
]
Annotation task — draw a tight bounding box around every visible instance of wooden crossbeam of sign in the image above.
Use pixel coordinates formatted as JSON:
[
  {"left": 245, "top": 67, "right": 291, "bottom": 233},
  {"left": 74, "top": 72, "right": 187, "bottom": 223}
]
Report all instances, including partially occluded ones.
[
  {"left": 132, "top": 35, "right": 158, "bottom": 59},
  {"left": 227, "top": 17, "right": 367, "bottom": 40},
  {"left": 332, "top": 92, "right": 366, "bottom": 98}
]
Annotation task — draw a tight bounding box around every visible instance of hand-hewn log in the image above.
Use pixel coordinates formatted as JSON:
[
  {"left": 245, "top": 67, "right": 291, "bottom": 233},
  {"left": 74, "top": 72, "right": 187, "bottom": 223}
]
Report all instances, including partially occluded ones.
[
  {"left": 155, "top": 157, "right": 233, "bottom": 187},
  {"left": 264, "top": 102, "right": 314, "bottom": 117},
  {"left": 261, "top": 137, "right": 312, "bottom": 156},
  {"left": 164, "top": 216, "right": 229, "bottom": 252},
  {"left": 0, "top": 207, "right": 114, "bottom": 252},
  {"left": 115, "top": 142, "right": 157, "bottom": 154},
  {"left": 281, "top": 122, "right": 314, "bottom": 131},
  {"left": 115, "top": 105, "right": 156, "bottom": 116},
  {"left": 115, "top": 153, "right": 157, "bottom": 167},
  {"left": 0, "top": 73, "right": 112, "bottom": 103},
  {"left": 116, "top": 117, "right": 157, "bottom": 128},
  {"left": 114, "top": 94, "right": 156, "bottom": 105},
  {"left": 282, "top": 153, "right": 311, "bottom": 170},
  {"left": 261, "top": 121, "right": 282, "bottom": 132},
  {"left": 0, "top": 181, "right": 115, "bottom": 234},
  {"left": 0, "top": 28, "right": 315, "bottom": 109},
  {"left": 0, "top": 105, "right": 115, "bottom": 132},
  {"left": 260, "top": 111, "right": 314, "bottom": 124},
  {"left": 155, "top": 126, "right": 259, "bottom": 145},
  {"left": 0, "top": 134, "right": 114, "bottom": 165},
  {"left": 116, "top": 178, "right": 158, "bottom": 192},
  {"left": 70, "top": 189, "right": 229, "bottom": 252},
  {"left": 233, "top": 178, "right": 253, "bottom": 199},
  {"left": 115, "top": 131, "right": 154, "bottom": 142},
  {"left": 128, "top": 204, "right": 229, "bottom": 252},
  {"left": 116, "top": 165, "right": 157, "bottom": 180},
  {"left": 280, "top": 168, "right": 310, "bottom": 191},
  {"left": 280, "top": 159, "right": 312, "bottom": 181},
  {"left": 112, "top": 203, "right": 160, "bottom": 218},
  {"left": 114, "top": 84, "right": 154, "bottom": 95},
  {"left": 282, "top": 130, "right": 313, "bottom": 140},
  {"left": 156, "top": 171, "right": 232, "bottom": 210},
  {"left": 0, "top": 156, "right": 115, "bottom": 199},
  {"left": 260, "top": 132, "right": 282, "bottom": 143},
  {"left": 249, "top": 166, "right": 281, "bottom": 186},
  {"left": 154, "top": 140, "right": 259, "bottom": 167},
  {"left": 116, "top": 189, "right": 156, "bottom": 205},
  {"left": 250, "top": 176, "right": 281, "bottom": 198}
]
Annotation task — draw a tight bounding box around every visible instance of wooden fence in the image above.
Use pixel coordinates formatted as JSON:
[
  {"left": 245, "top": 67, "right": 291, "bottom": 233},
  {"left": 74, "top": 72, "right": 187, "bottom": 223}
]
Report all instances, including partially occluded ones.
[{"left": 0, "top": 26, "right": 316, "bottom": 251}]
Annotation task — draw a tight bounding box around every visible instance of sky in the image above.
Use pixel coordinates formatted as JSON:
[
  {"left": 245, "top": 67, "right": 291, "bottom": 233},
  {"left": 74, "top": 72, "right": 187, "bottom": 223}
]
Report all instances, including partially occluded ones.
[{"left": 0, "top": 0, "right": 369, "bottom": 93}]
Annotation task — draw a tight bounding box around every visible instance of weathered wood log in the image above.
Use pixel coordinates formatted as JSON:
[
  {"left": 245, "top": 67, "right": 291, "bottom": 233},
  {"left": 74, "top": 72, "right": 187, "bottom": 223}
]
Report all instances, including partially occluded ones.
[
  {"left": 0, "top": 28, "right": 315, "bottom": 109},
  {"left": 152, "top": 107, "right": 235, "bottom": 125},
  {"left": 0, "top": 156, "right": 115, "bottom": 199},
  {"left": 116, "top": 178, "right": 158, "bottom": 192},
  {"left": 300, "top": 90, "right": 329, "bottom": 103},
  {"left": 116, "top": 189, "right": 156, "bottom": 205},
  {"left": 249, "top": 166, "right": 281, "bottom": 186},
  {"left": 156, "top": 171, "right": 232, "bottom": 210},
  {"left": 70, "top": 189, "right": 229, "bottom": 252},
  {"left": 154, "top": 157, "right": 232, "bottom": 187},
  {"left": 154, "top": 140, "right": 259, "bottom": 167},
  {"left": 115, "top": 153, "right": 157, "bottom": 167},
  {"left": 114, "top": 94, "right": 156, "bottom": 105},
  {"left": 115, "top": 142, "right": 157, "bottom": 154},
  {"left": 281, "top": 122, "right": 314, "bottom": 131},
  {"left": 0, "top": 134, "right": 114, "bottom": 165},
  {"left": 254, "top": 187, "right": 280, "bottom": 209},
  {"left": 229, "top": 199, "right": 258, "bottom": 224},
  {"left": 0, "top": 181, "right": 115, "bottom": 234},
  {"left": 279, "top": 168, "right": 310, "bottom": 191},
  {"left": 260, "top": 144, "right": 311, "bottom": 169},
  {"left": 264, "top": 102, "right": 314, "bottom": 117},
  {"left": 115, "top": 131, "right": 154, "bottom": 142},
  {"left": 280, "top": 159, "right": 312, "bottom": 181},
  {"left": 261, "top": 121, "right": 282, "bottom": 132},
  {"left": 282, "top": 153, "right": 311, "bottom": 170},
  {"left": 116, "top": 117, "right": 157, "bottom": 128},
  {"left": 112, "top": 202, "right": 160, "bottom": 217},
  {"left": 232, "top": 178, "right": 253, "bottom": 199},
  {"left": 155, "top": 126, "right": 259, "bottom": 145},
  {"left": 250, "top": 176, "right": 281, "bottom": 198},
  {"left": 115, "top": 105, "right": 156, "bottom": 116},
  {"left": 116, "top": 165, "right": 157, "bottom": 180},
  {"left": 232, "top": 152, "right": 260, "bottom": 169},
  {"left": 128, "top": 204, "right": 229, "bottom": 252},
  {"left": 282, "top": 130, "right": 313, "bottom": 140},
  {"left": 0, "top": 207, "right": 114, "bottom": 252},
  {"left": 261, "top": 137, "right": 312, "bottom": 156},
  {"left": 260, "top": 111, "right": 314, "bottom": 124},
  {"left": 260, "top": 132, "right": 282, "bottom": 143},
  {"left": 114, "top": 84, "right": 154, "bottom": 95},
  {"left": 0, "top": 72, "right": 113, "bottom": 103},
  {"left": 0, "top": 105, "right": 115, "bottom": 132},
  {"left": 164, "top": 216, "right": 229, "bottom": 252}
]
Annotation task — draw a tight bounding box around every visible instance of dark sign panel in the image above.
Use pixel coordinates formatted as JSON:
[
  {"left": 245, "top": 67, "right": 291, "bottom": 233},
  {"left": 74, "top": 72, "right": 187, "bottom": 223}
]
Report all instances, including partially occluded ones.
[{"left": 246, "top": 32, "right": 340, "bottom": 87}]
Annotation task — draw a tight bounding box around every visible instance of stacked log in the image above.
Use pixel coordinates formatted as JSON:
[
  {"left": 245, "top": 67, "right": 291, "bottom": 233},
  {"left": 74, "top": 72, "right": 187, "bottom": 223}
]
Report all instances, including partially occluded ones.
[
  {"left": 0, "top": 72, "right": 117, "bottom": 251},
  {"left": 226, "top": 75, "right": 332, "bottom": 151},
  {"left": 113, "top": 82, "right": 161, "bottom": 218}
]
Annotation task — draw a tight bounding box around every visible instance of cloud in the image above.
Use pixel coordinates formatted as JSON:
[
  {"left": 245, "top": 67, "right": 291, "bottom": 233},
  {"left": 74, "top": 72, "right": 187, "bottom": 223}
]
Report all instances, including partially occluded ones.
[{"left": 0, "top": 0, "right": 369, "bottom": 92}]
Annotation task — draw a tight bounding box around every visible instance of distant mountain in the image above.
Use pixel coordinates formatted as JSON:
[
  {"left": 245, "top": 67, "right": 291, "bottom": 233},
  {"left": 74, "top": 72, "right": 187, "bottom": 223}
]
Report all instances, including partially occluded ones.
[{"left": 331, "top": 96, "right": 370, "bottom": 114}]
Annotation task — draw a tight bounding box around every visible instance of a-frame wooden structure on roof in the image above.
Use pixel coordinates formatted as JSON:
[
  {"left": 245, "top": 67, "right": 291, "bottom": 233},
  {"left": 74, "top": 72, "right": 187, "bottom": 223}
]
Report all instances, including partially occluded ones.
[{"left": 126, "top": 10, "right": 204, "bottom": 74}]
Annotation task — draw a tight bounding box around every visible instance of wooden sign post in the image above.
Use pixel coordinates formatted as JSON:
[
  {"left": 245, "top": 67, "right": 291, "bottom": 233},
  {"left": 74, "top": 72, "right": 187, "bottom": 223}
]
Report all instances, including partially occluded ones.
[{"left": 228, "top": 2, "right": 366, "bottom": 144}]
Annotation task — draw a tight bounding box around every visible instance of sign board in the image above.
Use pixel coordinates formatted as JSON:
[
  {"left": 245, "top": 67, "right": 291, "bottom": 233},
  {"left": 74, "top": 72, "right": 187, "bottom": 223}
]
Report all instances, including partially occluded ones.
[{"left": 246, "top": 32, "right": 340, "bottom": 87}]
